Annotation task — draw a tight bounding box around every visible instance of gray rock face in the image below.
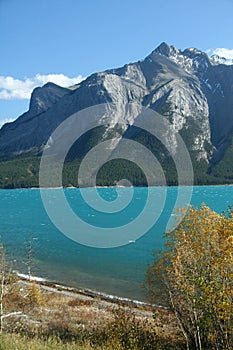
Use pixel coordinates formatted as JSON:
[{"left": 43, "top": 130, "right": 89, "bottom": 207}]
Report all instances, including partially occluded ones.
[
  {"left": 29, "top": 82, "right": 70, "bottom": 115},
  {"left": 0, "top": 42, "right": 233, "bottom": 169}
]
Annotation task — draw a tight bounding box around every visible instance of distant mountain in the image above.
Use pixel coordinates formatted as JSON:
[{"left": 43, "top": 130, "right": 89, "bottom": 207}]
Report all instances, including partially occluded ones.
[{"left": 1, "top": 42, "right": 233, "bottom": 187}]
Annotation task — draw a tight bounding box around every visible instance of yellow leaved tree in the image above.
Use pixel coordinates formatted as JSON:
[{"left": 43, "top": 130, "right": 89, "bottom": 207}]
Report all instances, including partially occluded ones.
[{"left": 147, "top": 204, "right": 233, "bottom": 350}]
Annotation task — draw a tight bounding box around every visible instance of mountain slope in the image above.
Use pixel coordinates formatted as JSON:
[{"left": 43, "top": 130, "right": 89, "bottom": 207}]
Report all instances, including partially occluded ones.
[{"left": 0, "top": 42, "right": 233, "bottom": 187}]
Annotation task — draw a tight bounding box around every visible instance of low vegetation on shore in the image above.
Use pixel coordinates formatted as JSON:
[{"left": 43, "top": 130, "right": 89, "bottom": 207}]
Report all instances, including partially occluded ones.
[{"left": 0, "top": 276, "right": 184, "bottom": 350}]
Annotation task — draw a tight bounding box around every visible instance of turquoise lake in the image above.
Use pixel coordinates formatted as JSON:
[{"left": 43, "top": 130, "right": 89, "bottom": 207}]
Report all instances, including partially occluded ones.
[{"left": 0, "top": 186, "right": 232, "bottom": 302}]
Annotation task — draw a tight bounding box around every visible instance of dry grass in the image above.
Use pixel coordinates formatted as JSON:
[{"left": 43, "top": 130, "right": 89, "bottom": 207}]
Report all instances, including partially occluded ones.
[
  {"left": 0, "top": 278, "right": 186, "bottom": 349},
  {"left": 0, "top": 333, "right": 126, "bottom": 350}
]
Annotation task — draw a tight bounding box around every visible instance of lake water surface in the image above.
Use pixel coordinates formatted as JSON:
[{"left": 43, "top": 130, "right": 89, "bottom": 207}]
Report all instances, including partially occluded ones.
[{"left": 0, "top": 186, "right": 232, "bottom": 302}]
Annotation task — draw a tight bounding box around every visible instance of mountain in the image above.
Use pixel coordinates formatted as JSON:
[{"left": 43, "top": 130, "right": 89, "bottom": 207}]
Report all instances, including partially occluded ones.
[{"left": 0, "top": 42, "right": 233, "bottom": 187}]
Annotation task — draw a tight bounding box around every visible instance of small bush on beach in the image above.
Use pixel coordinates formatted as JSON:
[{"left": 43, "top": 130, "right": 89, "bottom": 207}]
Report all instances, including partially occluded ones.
[
  {"left": 27, "top": 282, "right": 44, "bottom": 306},
  {"left": 67, "top": 297, "right": 94, "bottom": 307},
  {"left": 107, "top": 308, "right": 157, "bottom": 349}
]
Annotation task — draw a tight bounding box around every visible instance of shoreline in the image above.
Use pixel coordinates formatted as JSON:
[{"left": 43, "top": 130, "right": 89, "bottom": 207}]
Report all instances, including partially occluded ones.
[
  {"left": 16, "top": 272, "right": 163, "bottom": 311},
  {"left": 1, "top": 183, "right": 233, "bottom": 190}
]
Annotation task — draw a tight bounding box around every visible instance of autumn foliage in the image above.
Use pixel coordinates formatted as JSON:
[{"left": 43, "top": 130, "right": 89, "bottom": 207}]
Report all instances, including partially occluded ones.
[{"left": 147, "top": 205, "right": 233, "bottom": 350}]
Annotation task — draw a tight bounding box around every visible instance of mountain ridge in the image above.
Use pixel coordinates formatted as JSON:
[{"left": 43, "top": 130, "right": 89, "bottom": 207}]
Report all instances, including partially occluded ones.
[{"left": 0, "top": 42, "right": 233, "bottom": 187}]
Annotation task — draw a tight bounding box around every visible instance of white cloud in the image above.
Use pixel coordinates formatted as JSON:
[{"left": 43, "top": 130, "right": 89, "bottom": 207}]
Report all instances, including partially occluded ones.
[
  {"left": 0, "top": 118, "right": 15, "bottom": 129},
  {"left": 0, "top": 74, "right": 85, "bottom": 100},
  {"left": 212, "top": 48, "right": 233, "bottom": 60},
  {"left": 207, "top": 48, "right": 233, "bottom": 60}
]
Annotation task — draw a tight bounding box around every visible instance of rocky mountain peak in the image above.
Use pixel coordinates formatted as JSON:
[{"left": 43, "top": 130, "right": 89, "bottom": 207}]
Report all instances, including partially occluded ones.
[
  {"left": 148, "top": 43, "right": 211, "bottom": 74},
  {"left": 182, "top": 47, "right": 205, "bottom": 57},
  {"left": 152, "top": 42, "right": 179, "bottom": 57},
  {"left": 29, "top": 82, "right": 70, "bottom": 115}
]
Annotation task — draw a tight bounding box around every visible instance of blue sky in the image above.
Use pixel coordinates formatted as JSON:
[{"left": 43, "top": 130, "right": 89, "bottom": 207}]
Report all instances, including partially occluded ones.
[{"left": 0, "top": 0, "right": 233, "bottom": 126}]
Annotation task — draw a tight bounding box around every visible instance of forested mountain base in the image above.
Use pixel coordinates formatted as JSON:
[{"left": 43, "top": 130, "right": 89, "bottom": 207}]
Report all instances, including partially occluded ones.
[{"left": 0, "top": 153, "right": 232, "bottom": 189}]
